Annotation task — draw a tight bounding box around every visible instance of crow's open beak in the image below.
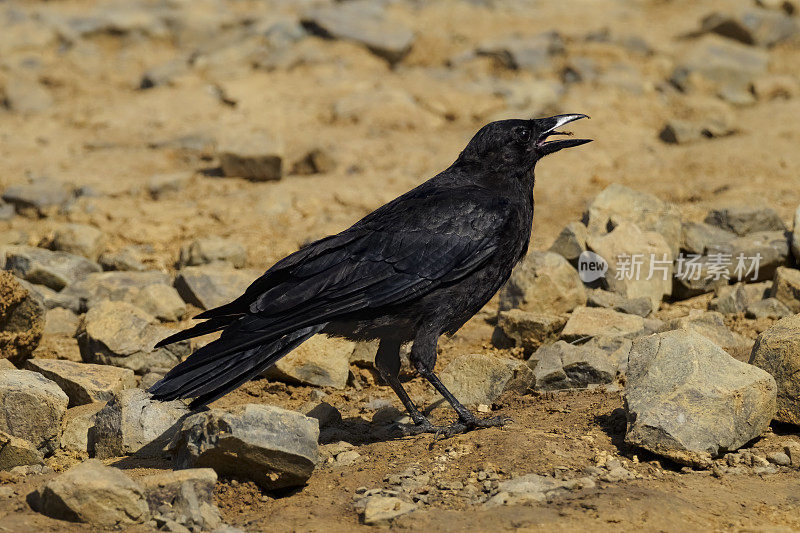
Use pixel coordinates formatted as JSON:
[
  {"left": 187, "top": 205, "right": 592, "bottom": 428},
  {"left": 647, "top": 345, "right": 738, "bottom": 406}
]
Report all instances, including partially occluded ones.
[{"left": 534, "top": 114, "right": 592, "bottom": 156}]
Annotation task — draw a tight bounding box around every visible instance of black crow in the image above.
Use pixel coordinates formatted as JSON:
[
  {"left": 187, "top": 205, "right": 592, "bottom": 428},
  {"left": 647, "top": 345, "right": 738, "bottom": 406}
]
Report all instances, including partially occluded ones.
[{"left": 150, "top": 114, "right": 591, "bottom": 435}]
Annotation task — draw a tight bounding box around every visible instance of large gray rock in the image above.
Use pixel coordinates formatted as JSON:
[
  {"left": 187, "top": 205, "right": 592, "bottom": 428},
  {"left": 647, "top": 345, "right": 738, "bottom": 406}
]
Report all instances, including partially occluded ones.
[
  {"left": 28, "top": 459, "right": 150, "bottom": 527},
  {"left": 585, "top": 184, "right": 682, "bottom": 256},
  {"left": 494, "top": 309, "right": 566, "bottom": 353},
  {"left": 704, "top": 206, "right": 787, "bottom": 236},
  {"left": 499, "top": 251, "right": 586, "bottom": 315},
  {"left": 770, "top": 266, "right": 800, "bottom": 312},
  {"left": 51, "top": 223, "right": 105, "bottom": 261},
  {"left": 750, "top": 314, "right": 800, "bottom": 425},
  {"left": 671, "top": 35, "right": 768, "bottom": 93},
  {"left": 61, "top": 270, "right": 171, "bottom": 312},
  {"left": 662, "top": 311, "right": 753, "bottom": 360},
  {"left": 2, "top": 178, "right": 72, "bottom": 216},
  {"left": 263, "top": 335, "right": 354, "bottom": 389},
  {"left": 91, "top": 388, "right": 191, "bottom": 459},
  {"left": 0, "top": 271, "right": 45, "bottom": 364},
  {"left": 0, "top": 369, "right": 67, "bottom": 454},
  {"left": 561, "top": 306, "right": 644, "bottom": 342},
  {"left": 174, "top": 266, "right": 259, "bottom": 310},
  {"left": 586, "top": 222, "right": 673, "bottom": 311},
  {"left": 140, "top": 469, "right": 222, "bottom": 531},
  {"left": 528, "top": 341, "right": 618, "bottom": 391},
  {"left": 77, "top": 300, "right": 190, "bottom": 374},
  {"left": 25, "top": 359, "right": 135, "bottom": 407},
  {"left": 4, "top": 246, "right": 101, "bottom": 291},
  {"left": 0, "top": 431, "right": 44, "bottom": 470},
  {"left": 302, "top": 2, "right": 415, "bottom": 64},
  {"left": 625, "top": 331, "right": 777, "bottom": 466},
  {"left": 439, "top": 353, "right": 533, "bottom": 406},
  {"left": 179, "top": 237, "right": 246, "bottom": 268},
  {"left": 169, "top": 404, "right": 319, "bottom": 490},
  {"left": 217, "top": 130, "right": 284, "bottom": 181}
]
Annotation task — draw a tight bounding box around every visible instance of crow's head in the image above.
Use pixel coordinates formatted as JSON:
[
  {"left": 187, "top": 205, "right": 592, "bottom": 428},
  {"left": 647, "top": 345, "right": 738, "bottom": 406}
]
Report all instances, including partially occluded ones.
[{"left": 457, "top": 114, "right": 591, "bottom": 173}]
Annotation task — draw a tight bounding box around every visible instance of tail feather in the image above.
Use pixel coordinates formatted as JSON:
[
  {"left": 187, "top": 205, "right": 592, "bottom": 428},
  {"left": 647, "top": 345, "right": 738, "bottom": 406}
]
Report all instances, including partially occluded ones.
[
  {"left": 153, "top": 317, "right": 238, "bottom": 349},
  {"left": 149, "top": 324, "right": 326, "bottom": 408}
]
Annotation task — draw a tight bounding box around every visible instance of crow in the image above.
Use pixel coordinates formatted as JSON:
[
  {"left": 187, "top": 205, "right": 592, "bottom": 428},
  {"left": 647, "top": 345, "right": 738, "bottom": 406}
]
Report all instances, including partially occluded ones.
[{"left": 150, "top": 114, "right": 591, "bottom": 435}]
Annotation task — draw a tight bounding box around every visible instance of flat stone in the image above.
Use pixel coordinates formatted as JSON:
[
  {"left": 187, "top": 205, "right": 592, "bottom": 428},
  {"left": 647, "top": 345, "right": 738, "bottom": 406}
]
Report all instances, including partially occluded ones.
[
  {"left": 548, "top": 221, "right": 587, "bottom": 265},
  {"left": 61, "top": 270, "right": 171, "bottom": 312},
  {"left": 169, "top": 404, "right": 319, "bottom": 490},
  {"left": 494, "top": 309, "right": 566, "bottom": 353},
  {"left": 586, "top": 289, "right": 652, "bottom": 317},
  {"left": 671, "top": 35, "right": 768, "bottom": 92},
  {"left": 528, "top": 341, "right": 617, "bottom": 391},
  {"left": 0, "top": 271, "right": 45, "bottom": 363},
  {"left": 361, "top": 495, "right": 416, "bottom": 526},
  {"left": 0, "top": 431, "right": 44, "bottom": 470},
  {"left": 662, "top": 311, "right": 753, "bottom": 360},
  {"left": 302, "top": 2, "right": 414, "bottom": 64},
  {"left": 132, "top": 284, "right": 186, "bottom": 322},
  {"left": 0, "top": 369, "right": 67, "bottom": 454},
  {"left": 43, "top": 307, "right": 79, "bottom": 336},
  {"left": 770, "top": 266, "right": 800, "bottom": 312},
  {"left": 2, "top": 177, "right": 72, "bottom": 217},
  {"left": 98, "top": 247, "right": 147, "bottom": 272},
  {"left": 625, "top": 331, "right": 776, "bottom": 467},
  {"left": 5, "top": 246, "right": 101, "bottom": 291},
  {"left": 264, "top": 335, "right": 354, "bottom": 389},
  {"left": 704, "top": 206, "right": 787, "bottom": 236},
  {"left": 561, "top": 306, "right": 644, "bottom": 342},
  {"left": 61, "top": 402, "right": 104, "bottom": 453},
  {"left": 174, "top": 266, "right": 259, "bottom": 310},
  {"left": 711, "top": 282, "right": 771, "bottom": 314},
  {"left": 25, "top": 359, "right": 135, "bottom": 407},
  {"left": 750, "top": 314, "right": 800, "bottom": 425},
  {"left": 77, "top": 300, "right": 190, "bottom": 374},
  {"left": 91, "top": 388, "right": 191, "bottom": 459},
  {"left": 51, "top": 223, "right": 105, "bottom": 261},
  {"left": 499, "top": 251, "right": 586, "bottom": 315},
  {"left": 746, "top": 298, "right": 792, "bottom": 319},
  {"left": 178, "top": 237, "right": 246, "bottom": 268},
  {"left": 681, "top": 222, "right": 737, "bottom": 255},
  {"left": 585, "top": 184, "right": 682, "bottom": 256},
  {"left": 439, "top": 353, "right": 533, "bottom": 406},
  {"left": 140, "top": 469, "right": 221, "bottom": 531},
  {"left": 218, "top": 130, "right": 284, "bottom": 181},
  {"left": 28, "top": 459, "right": 150, "bottom": 527}
]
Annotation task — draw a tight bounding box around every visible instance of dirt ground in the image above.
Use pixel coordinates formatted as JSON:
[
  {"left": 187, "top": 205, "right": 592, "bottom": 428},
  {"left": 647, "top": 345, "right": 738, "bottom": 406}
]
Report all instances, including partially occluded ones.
[{"left": 2, "top": 0, "right": 800, "bottom": 531}]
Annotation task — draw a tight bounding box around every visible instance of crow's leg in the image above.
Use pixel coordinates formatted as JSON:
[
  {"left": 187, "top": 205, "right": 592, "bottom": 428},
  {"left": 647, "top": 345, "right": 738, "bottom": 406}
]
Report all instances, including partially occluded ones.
[
  {"left": 374, "top": 338, "right": 438, "bottom": 433},
  {"left": 409, "top": 332, "right": 508, "bottom": 436}
]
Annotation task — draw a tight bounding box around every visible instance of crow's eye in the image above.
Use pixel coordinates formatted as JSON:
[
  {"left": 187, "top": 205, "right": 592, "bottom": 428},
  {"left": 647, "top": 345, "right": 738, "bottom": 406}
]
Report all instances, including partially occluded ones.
[{"left": 514, "top": 126, "right": 531, "bottom": 142}]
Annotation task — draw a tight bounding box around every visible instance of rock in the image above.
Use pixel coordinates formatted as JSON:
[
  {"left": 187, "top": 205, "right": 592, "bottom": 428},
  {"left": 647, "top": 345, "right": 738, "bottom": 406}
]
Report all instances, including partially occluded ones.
[
  {"left": 174, "top": 266, "right": 258, "bottom": 310},
  {"left": 2, "top": 177, "right": 72, "bottom": 217},
  {"left": 704, "top": 206, "right": 786, "bottom": 236},
  {"left": 659, "top": 117, "right": 735, "bottom": 144},
  {"left": 711, "top": 281, "right": 770, "bottom": 314},
  {"left": 561, "top": 306, "right": 644, "bottom": 342},
  {"left": 477, "top": 31, "right": 564, "bottom": 72},
  {"left": 0, "top": 271, "right": 45, "bottom": 363},
  {"left": 15, "top": 279, "right": 80, "bottom": 313},
  {"left": 62, "top": 270, "right": 171, "bottom": 312},
  {"left": 218, "top": 130, "right": 284, "bottom": 181},
  {"left": 585, "top": 184, "right": 682, "bottom": 256},
  {"left": 44, "top": 307, "right": 79, "bottom": 336},
  {"left": 672, "top": 255, "right": 731, "bottom": 300},
  {"left": 290, "top": 148, "right": 336, "bottom": 175},
  {"left": 28, "top": 459, "right": 149, "bottom": 527},
  {"left": 301, "top": 2, "right": 414, "bottom": 64},
  {"left": 586, "top": 222, "right": 673, "bottom": 310},
  {"left": 147, "top": 172, "right": 192, "bottom": 199},
  {"left": 750, "top": 314, "right": 800, "bottom": 425},
  {"left": 671, "top": 35, "right": 768, "bottom": 93},
  {"left": 77, "top": 300, "right": 190, "bottom": 374},
  {"left": 752, "top": 74, "right": 800, "bottom": 100},
  {"left": 303, "top": 401, "right": 341, "bottom": 428},
  {"left": 767, "top": 451, "right": 791, "bottom": 466},
  {"left": 438, "top": 353, "right": 533, "bottom": 406},
  {"left": 485, "top": 474, "right": 595, "bottom": 507},
  {"left": 528, "top": 341, "right": 617, "bottom": 391},
  {"left": 770, "top": 266, "right": 800, "bottom": 312},
  {"left": 625, "top": 331, "right": 777, "bottom": 466},
  {"left": 51, "top": 223, "right": 105, "bottom": 260},
  {"left": 706, "top": 230, "right": 789, "bottom": 282},
  {"left": 663, "top": 311, "right": 753, "bottom": 360},
  {"left": 2, "top": 77, "right": 53, "bottom": 113},
  {"left": 91, "top": 388, "right": 191, "bottom": 459},
  {"left": 138, "top": 371, "right": 164, "bottom": 391},
  {"left": 98, "top": 247, "right": 147, "bottom": 272},
  {"left": 785, "top": 441, "right": 800, "bottom": 465},
  {"left": 4, "top": 246, "right": 101, "bottom": 291},
  {"left": 132, "top": 284, "right": 186, "bottom": 322},
  {"left": 498, "top": 251, "right": 586, "bottom": 315},
  {"left": 702, "top": 10, "right": 799, "bottom": 47},
  {"left": 0, "top": 431, "right": 44, "bottom": 470},
  {"left": 0, "top": 201, "right": 15, "bottom": 221},
  {"left": 178, "top": 237, "right": 246, "bottom": 268},
  {"left": 681, "top": 222, "right": 737, "bottom": 255},
  {"left": 0, "top": 369, "right": 67, "bottom": 454},
  {"left": 264, "top": 335, "right": 354, "bottom": 389},
  {"left": 746, "top": 298, "right": 792, "bottom": 319},
  {"left": 25, "top": 359, "right": 135, "bottom": 407},
  {"left": 361, "top": 495, "right": 416, "bottom": 525},
  {"left": 140, "top": 469, "right": 221, "bottom": 531},
  {"left": 548, "top": 221, "right": 587, "bottom": 265},
  {"left": 586, "top": 289, "right": 652, "bottom": 317},
  {"left": 61, "top": 403, "right": 104, "bottom": 453},
  {"left": 169, "top": 404, "right": 319, "bottom": 490},
  {"left": 494, "top": 309, "right": 566, "bottom": 353},
  {"left": 349, "top": 340, "right": 415, "bottom": 377}
]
